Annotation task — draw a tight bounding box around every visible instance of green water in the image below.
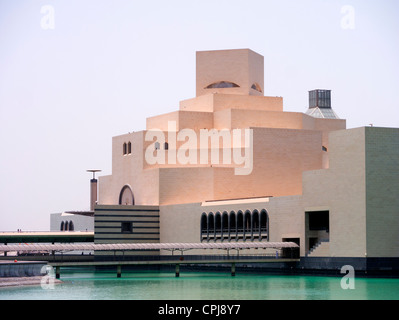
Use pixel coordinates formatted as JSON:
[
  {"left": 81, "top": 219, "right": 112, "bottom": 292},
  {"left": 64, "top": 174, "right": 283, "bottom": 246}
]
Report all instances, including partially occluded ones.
[{"left": 1, "top": 269, "right": 398, "bottom": 300}]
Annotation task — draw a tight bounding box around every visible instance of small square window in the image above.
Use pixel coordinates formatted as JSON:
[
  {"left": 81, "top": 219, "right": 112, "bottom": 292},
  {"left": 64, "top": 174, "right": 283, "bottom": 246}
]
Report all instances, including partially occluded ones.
[{"left": 121, "top": 222, "right": 133, "bottom": 233}]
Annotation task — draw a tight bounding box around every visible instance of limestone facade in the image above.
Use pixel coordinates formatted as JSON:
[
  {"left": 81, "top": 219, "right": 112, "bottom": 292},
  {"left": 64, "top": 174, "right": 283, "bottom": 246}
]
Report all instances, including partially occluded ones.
[{"left": 97, "top": 49, "right": 398, "bottom": 259}]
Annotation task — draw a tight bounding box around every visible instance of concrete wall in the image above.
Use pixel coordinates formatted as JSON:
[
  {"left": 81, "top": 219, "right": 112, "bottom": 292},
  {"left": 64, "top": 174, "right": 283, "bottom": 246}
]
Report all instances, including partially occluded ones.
[
  {"left": 50, "top": 213, "right": 94, "bottom": 232},
  {"left": 159, "top": 200, "right": 273, "bottom": 256},
  {"left": 303, "top": 128, "right": 367, "bottom": 258}
]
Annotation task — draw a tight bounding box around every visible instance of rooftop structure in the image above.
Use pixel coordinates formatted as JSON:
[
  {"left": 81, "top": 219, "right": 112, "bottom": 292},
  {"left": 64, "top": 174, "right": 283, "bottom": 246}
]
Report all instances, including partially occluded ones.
[{"left": 306, "top": 89, "right": 340, "bottom": 119}]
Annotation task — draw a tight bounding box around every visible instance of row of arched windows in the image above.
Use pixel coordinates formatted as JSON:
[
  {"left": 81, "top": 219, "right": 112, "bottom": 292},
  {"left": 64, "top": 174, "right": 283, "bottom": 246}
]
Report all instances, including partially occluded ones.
[
  {"left": 201, "top": 209, "right": 268, "bottom": 242},
  {"left": 60, "top": 220, "right": 74, "bottom": 231}
]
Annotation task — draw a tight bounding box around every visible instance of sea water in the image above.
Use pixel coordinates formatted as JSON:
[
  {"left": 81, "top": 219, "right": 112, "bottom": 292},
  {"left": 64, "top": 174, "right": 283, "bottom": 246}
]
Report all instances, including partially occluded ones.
[{"left": 0, "top": 269, "right": 398, "bottom": 300}]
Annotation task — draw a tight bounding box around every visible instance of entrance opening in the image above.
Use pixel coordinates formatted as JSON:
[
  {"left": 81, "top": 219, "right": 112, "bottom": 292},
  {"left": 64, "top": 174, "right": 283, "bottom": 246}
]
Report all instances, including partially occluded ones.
[{"left": 305, "top": 210, "right": 330, "bottom": 255}]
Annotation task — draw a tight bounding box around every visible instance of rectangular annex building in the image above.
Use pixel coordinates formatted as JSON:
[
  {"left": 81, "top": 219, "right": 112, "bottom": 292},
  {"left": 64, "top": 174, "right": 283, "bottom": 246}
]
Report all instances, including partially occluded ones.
[{"left": 94, "top": 205, "right": 160, "bottom": 259}]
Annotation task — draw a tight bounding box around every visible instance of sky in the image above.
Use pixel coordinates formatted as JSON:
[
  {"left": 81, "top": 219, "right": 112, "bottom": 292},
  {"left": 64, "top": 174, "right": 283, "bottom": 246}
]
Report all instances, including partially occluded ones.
[{"left": 0, "top": 0, "right": 398, "bottom": 231}]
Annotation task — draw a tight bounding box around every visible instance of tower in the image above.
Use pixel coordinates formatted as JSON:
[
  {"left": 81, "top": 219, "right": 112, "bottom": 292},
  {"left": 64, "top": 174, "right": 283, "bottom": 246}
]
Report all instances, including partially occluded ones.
[{"left": 195, "top": 49, "right": 264, "bottom": 97}]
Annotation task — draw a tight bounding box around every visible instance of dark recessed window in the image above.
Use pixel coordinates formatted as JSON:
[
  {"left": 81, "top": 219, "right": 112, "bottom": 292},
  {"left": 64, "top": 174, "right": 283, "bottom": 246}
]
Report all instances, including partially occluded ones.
[
  {"left": 251, "top": 83, "right": 262, "bottom": 93},
  {"left": 205, "top": 81, "right": 240, "bottom": 89},
  {"left": 123, "top": 143, "right": 127, "bottom": 155},
  {"left": 322, "top": 146, "right": 328, "bottom": 152},
  {"left": 121, "top": 222, "right": 133, "bottom": 233},
  {"left": 128, "top": 142, "right": 132, "bottom": 154},
  {"left": 164, "top": 142, "right": 169, "bottom": 150},
  {"left": 308, "top": 211, "right": 329, "bottom": 232}
]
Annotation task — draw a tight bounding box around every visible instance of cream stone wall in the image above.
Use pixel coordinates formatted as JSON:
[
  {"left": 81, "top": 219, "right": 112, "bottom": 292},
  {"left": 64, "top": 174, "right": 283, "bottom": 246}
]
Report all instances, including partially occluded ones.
[
  {"left": 159, "top": 200, "right": 273, "bottom": 256},
  {"left": 180, "top": 94, "right": 283, "bottom": 113},
  {"left": 303, "top": 128, "right": 367, "bottom": 258},
  {"left": 266, "top": 195, "right": 304, "bottom": 253},
  {"left": 146, "top": 110, "right": 214, "bottom": 131},
  {"left": 301, "top": 127, "right": 399, "bottom": 258},
  {"left": 146, "top": 111, "right": 180, "bottom": 131},
  {"left": 100, "top": 125, "right": 328, "bottom": 209},
  {"left": 99, "top": 131, "right": 160, "bottom": 206},
  {"left": 158, "top": 167, "right": 214, "bottom": 205},
  {"left": 159, "top": 196, "right": 305, "bottom": 256}
]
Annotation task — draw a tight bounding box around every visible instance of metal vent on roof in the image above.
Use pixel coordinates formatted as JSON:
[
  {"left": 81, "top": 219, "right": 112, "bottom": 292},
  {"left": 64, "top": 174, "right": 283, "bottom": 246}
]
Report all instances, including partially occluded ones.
[{"left": 306, "top": 89, "right": 340, "bottom": 119}]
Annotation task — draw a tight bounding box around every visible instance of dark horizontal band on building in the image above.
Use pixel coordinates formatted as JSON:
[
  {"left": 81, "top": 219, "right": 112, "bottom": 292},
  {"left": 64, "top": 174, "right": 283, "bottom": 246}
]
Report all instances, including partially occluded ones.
[
  {"left": 95, "top": 220, "right": 159, "bottom": 224},
  {"left": 95, "top": 237, "right": 160, "bottom": 242},
  {"left": 95, "top": 214, "right": 159, "bottom": 218},
  {"left": 95, "top": 209, "right": 159, "bottom": 213},
  {"left": 96, "top": 232, "right": 160, "bottom": 235},
  {"left": 95, "top": 226, "right": 160, "bottom": 229}
]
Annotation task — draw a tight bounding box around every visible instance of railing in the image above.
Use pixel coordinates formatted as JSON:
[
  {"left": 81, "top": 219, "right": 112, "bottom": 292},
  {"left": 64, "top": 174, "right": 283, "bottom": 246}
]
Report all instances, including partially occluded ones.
[{"left": 96, "top": 253, "right": 288, "bottom": 263}]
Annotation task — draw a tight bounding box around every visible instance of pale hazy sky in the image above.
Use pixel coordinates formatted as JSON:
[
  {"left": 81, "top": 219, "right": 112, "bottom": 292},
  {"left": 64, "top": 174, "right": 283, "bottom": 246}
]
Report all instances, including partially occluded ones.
[{"left": 0, "top": 0, "right": 398, "bottom": 231}]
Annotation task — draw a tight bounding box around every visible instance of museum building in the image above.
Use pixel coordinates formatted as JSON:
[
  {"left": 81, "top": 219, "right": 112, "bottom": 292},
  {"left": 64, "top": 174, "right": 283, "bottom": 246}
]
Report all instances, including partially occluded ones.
[{"left": 61, "top": 49, "right": 399, "bottom": 273}]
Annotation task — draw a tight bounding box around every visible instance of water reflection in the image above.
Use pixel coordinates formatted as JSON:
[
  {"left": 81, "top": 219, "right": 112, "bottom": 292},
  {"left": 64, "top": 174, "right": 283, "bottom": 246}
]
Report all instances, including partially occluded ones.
[{"left": 0, "top": 271, "right": 398, "bottom": 300}]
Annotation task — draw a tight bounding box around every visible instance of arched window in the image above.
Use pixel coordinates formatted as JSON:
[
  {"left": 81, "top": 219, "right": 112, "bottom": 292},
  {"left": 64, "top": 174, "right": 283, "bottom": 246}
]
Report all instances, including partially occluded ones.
[
  {"left": 200, "top": 209, "right": 269, "bottom": 243},
  {"left": 65, "top": 221, "right": 69, "bottom": 231},
  {"left": 229, "top": 211, "right": 236, "bottom": 240},
  {"left": 201, "top": 213, "right": 208, "bottom": 242},
  {"left": 119, "top": 185, "right": 135, "bottom": 205},
  {"left": 208, "top": 213, "right": 215, "bottom": 240},
  {"left": 60, "top": 221, "right": 64, "bottom": 231},
  {"left": 244, "top": 210, "right": 252, "bottom": 240},
  {"left": 252, "top": 210, "right": 260, "bottom": 240},
  {"left": 237, "top": 211, "right": 244, "bottom": 239},
  {"left": 222, "top": 211, "right": 229, "bottom": 240},
  {"left": 128, "top": 142, "right": 132, "bottom": 154},
  {"left": 164, "top": 142, "right": 169, "bottom": 150},
  {"left": 123, "top": 143, "right": 127, "bottom": 155},
  {"left": 251, "top": 83, "right": 263, "bottom": 93},
  {"left": 205, "top": 81, "right": 240, "bottom": 89},
  {"left": 215, "top": 212, "right": 222, "bottom": 240},
  {"left": 260, "top": 209, "right": 268, "bottom": 241},
  {"left": 69, "top": 221, "right": 74, "bottom": 231}
]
